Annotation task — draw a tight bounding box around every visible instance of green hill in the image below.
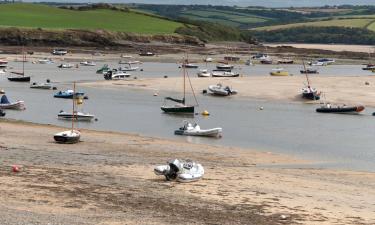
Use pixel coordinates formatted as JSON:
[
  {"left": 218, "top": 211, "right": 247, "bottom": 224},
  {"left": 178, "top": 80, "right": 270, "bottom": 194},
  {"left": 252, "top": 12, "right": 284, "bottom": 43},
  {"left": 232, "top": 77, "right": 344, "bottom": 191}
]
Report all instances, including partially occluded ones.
[{"left": 0, "top": 3, "right": 183, "bottom": 34}]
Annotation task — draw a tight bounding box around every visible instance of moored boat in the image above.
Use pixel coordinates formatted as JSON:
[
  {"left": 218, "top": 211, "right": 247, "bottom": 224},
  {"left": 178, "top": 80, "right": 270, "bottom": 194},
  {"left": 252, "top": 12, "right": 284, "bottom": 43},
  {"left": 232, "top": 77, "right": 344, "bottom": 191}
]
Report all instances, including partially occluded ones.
[
  {"left": 0, "top": 95, "right": 25, "bottom": 110},
  {"left": 54, "top": 90, "right": 84, "bottom": 99},
  {"left": 211, "top": 70, "right": 239, "bottom": 77},
  {"left": 154, "top": 159, "right": 204, "bottom": 182},
  {"left": 216, "top": 64, "right": 233, "bottom": 70},
  {"left": 80, "top": 61, "right": 96, "bottom": 66},
  {"left": 96, "top": 64, "right": 110, "bottom": 74},
  {"left": 208, "top": 83, "right": 237, "bottom": 96},
  {"left": 174, "top": 122, "right": 222, "bottom": 137},
  {"left": 38, "top": 58, "right": 54, "bottom": 64},
  {"left": 103, "top": 70, "right": 131, "bottom": 80},
  {"left": 277, "top": 59, "right": 294, "bottom": 64},
  {"left": 54, "top": 130, "right": 81, "bottom": 144},
  {"left": 58, "top": 110, "right": 95, "bottom": 121},
  {"left": 197, "top": 69, "right": 211, "bottom": 77},
  {"left": 30, "top": 80, "right": 53, "bottom": 89},
  {"left": 182, "top": 63, "right": 199, "bottom": 69},
  {"left": 58, "top": 63, "right": 73, "bottom": 69},
  {"left": 316, "top": 103, "right": 365, "bottom": 114},
  {"left": 139, "top": 52, "right": 155, "bottom": 56},
  {"left": 270, "top": 68, "right": 289, "bottom": 76},
  {"left": 300, "top": 67, "right": 318, "bottom": 74}
]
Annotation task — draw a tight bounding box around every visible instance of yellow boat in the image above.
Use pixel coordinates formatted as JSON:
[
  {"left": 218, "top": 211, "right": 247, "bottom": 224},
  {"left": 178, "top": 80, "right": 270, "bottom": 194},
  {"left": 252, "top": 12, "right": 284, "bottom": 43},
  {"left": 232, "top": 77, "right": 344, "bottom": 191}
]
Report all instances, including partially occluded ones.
[{"left": 270, "top": 68, "right": 289, "bottom": 76}]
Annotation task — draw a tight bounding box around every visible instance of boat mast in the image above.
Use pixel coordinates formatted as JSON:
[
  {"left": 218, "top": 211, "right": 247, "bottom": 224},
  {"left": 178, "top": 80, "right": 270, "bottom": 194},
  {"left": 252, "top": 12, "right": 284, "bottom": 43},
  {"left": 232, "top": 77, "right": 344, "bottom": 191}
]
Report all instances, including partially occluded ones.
[
  {"left": 183, "top": 55, "right": 186, "bottom": 105},
  {"left": 72, "top": 82, "right": 76, "bottom": 131},
  {"left": 22, "top": 46, "right": 25, "bottom": 77},
  {"left": 302, "top": 59, "right": 311, "bottom": 88}
]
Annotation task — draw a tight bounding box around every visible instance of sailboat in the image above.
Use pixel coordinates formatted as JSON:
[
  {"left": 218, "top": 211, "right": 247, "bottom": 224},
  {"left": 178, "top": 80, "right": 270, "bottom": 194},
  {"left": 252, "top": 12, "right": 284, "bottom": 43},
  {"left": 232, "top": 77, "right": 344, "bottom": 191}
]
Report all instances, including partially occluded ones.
[
  {"left": 8, "top": 47, "right": 31, "bottom": 82},
  {"left": 161, "top": 58, "right": 198, "bottom": 114},
  {"left": 54, "top": 82, "right": 81, "bottom": 144},
  {"left": 301, "top": 60, "right": 320, "bottom": 100}
]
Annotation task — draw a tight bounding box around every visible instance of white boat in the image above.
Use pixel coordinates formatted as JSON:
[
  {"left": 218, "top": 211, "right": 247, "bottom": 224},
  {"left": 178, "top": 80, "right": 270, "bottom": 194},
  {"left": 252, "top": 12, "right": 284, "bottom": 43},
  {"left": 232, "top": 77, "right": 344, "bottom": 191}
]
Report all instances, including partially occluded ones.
[
  {"left": 58, "top": 110, "right": 95, "bottom": 121},
  {"left": 154, "top": 159, "right": 204, "bottom": 182},
  {"left": 30, "top": 81, "right": 53, "bottom": 89},
  {"left": 182, "top": 63, "right": 199, "bottom": 69},
  {"left": 52, "top": 49, "right": 68, "bottom": 55},
  {"left": 54, "top": 130, "right": 80, "bottom": 144},
  {"left": 174, "top": 122, "right": 222, "bottom": 137},
  {"left": 216, "top": 64, "right": 233, "bottom": 70},
  {"left": 309, "top": 61, "right": 327, "bottom": 66},
  {"left": 212, "top": 70, "right": 239, "bottom": 77},
  {"left": 121, "top": 54, "right": 133, "bottom": 58},
  {"left": 204, "top": 57, "right": 213, "bottom": 62},
  {"left": 38, "top": 58, "right": 54, "bottom": 64},
  {"left": 197, "top": 69, "right": 211, "bottom": 77},
  {"left": 0, "top": 95, "right": 25, "bottom": 110},
  {"left": 119, "top": 66, "right": 139, "bottom": 72},
  {"left": 208, "top": 83, "right": 237, "bottom": 96},
  {"left": 119, "top": 60, "right": 141, "bottom": 64},
  {"left": 58, "top": 63, "right": 73, "bottom": 68},
  {"left": 104, "top": 70, "right": 131, "bottom": 80},
  {"left": 80, "top": 61, "right": 96, "bottom": 66}
]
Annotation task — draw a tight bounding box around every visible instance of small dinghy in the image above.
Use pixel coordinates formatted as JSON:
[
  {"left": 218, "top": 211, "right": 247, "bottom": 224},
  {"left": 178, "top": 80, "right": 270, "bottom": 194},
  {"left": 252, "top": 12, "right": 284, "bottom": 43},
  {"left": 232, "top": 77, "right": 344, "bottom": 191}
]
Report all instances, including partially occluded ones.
[
  {"left": 216, "top": 64, "right": 233, "bottom": 70},
  {"left": 212, "top": 70, "right": 239, "bottom": 77},
  {"left": 119, "top": 65, "right": 139, "bottom": 72},
  {"left": 54, "top": 130, "right": 80, "bottom": 144},
  {"left": 182, "top": 63, "right": 199, "bottom": 69},
  {"left": 300, "top": 67, "right": 318, "bottom": 74},
  {"left": 103, "top": 70, "right": 131, "bottom": 80},
  {"left": 58, "top": 63, "right": 73, "bottom": 69},
  {"left": 197, "top": 69, "right": 211, "bottom": 77},
  {"left": 154, "top": 159, "right": 204, "bottom": 182},
  {"left": 30, "top": 80, "right": 53, "bottom": 89},
  {"left": 175, "top": 121, "right": 222, "bottom": 137},
  {"left": 316, "top": 103, "right": 365, "bottom": 114},
  {"left": 54, "top": 90, "right": 84, "bottom": 99},
  {"left": 80, "top": 61, "right": 96, "bottom": 66},
  {"left": 38, "top": 58, "right": 54, "bottom": 64},
  {"left": 58, "top": 110, "right": 95, "bottom": 121},
  {"left": 0, "top": 95, "right": 25, "bottom": 110},
  {"left": 208, "top": 83, "right": 237, "bottom": 96},
  {"left": 270, "top": 68, "right": 289, "bottom": 76}
]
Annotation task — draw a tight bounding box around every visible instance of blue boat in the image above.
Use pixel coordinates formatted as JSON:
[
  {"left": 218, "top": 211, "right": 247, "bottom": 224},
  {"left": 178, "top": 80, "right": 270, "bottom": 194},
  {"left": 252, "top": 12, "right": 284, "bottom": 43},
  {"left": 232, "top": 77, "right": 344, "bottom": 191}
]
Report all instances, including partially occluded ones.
[{"left": 54, "top": 90, "right": 84, "bottom": 99}]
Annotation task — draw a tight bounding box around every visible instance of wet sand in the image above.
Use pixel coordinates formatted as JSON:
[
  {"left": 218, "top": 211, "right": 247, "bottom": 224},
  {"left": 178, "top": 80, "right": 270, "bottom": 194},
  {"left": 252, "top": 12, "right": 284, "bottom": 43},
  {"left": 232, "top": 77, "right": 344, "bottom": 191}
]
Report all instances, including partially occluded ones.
[
  {"left": 82, "top": 75, "right": 375, "bottom": 107},
  {"left": 0, "top": 120, "right": 374, "bottom": 224}
]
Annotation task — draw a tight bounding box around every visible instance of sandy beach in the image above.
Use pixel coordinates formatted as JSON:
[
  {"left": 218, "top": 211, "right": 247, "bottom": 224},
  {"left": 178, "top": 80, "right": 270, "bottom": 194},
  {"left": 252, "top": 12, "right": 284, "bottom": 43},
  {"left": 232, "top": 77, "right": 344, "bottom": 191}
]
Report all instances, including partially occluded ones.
[
  {"left": 265, "top": 44, "right": 375, "bottom": 53},
  {"left": 0, "top": 120, "right": 374, "bottom": 224},
  {"left": 82, "top": 75, "right": 375, "bottom": 107}
]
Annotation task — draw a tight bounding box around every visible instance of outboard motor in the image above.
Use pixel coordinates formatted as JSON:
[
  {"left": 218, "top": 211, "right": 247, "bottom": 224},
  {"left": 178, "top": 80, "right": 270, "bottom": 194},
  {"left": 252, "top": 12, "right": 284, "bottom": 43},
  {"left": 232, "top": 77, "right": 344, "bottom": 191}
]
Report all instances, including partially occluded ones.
[
  {"left": 164, "top": 159, "right": 181, "bottom": 181},
  {"left": 104, "top": 71, "right": 112, "bottom": 80}
]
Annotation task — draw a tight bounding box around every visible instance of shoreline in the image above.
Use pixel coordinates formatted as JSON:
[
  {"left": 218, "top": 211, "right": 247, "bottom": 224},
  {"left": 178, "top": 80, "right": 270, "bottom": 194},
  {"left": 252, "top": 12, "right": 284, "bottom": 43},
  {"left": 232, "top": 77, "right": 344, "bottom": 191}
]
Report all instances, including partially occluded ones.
[{"left": 0, "top": 119, "right": 374, "bottom": 224}]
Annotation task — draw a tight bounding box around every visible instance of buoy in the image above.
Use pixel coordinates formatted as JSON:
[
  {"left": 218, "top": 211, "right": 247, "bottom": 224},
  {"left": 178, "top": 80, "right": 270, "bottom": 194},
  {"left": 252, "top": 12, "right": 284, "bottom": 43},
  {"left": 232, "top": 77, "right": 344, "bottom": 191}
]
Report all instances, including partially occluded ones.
[
  {"left": 83, "top": 96, "right": 89, "bottom": 100},
  {"left": 365, "top": 81, "right": 370, "bottom": 85},
  {"left": 164, "top": 75, "right": 168, "bottom": 78},
  {"left": 12, "top": 165, "right": 20, "bottom": 173},
  {"left": 52, "top": 87, "right": 57, "bottom": 90},
  {"left": 140, "top": 69, "right": 144, "bottom": 71},
  {"left": 202, "top": 110, "right": 210, "bottom": 116},
  {"left": 153, "top": 93, "right": 158, "bottom": 96},
  {"left": 95, "top": 118, "right": 98, "bottom": 121},
  {"left": 259, "top": 106, "right": 264, "bottom": 110},
  {"left": 202, "top": 89, "right": 207, "bottom": 94},
  {"left": 134, "top": 76, "right": 137, "bottom": 79}
]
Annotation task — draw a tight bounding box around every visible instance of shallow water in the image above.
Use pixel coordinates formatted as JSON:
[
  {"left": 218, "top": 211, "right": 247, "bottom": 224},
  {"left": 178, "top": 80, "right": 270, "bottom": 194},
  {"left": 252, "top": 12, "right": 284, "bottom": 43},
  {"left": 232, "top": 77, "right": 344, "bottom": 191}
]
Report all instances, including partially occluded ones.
[{"left": 1, "top": 61, "right": 375, "bottom": 172}]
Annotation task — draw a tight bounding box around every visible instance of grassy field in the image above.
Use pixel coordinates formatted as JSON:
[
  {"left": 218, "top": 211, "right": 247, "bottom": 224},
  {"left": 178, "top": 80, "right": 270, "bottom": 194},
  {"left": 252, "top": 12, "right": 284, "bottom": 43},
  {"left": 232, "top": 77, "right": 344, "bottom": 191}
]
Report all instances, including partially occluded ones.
[
  {"left": 254, "top": 18, "right": 375, "bottom": 31},
  {"left": 0, "top": 3, "right": 183, "bottom": 34}
]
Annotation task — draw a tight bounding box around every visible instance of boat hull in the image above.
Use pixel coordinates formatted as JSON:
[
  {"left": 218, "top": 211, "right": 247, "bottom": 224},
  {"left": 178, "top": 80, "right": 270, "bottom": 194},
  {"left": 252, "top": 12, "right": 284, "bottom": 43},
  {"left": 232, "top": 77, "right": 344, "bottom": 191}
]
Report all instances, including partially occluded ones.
[
  {"left": 316, "top": 106, "right": 364, "bottom": 114},
  {"left": 8, "top": 76, "right": 30, "bottom": 82},
  {"left": 0, "top": 101, "right": 25, "bottom": 110},
  {"left": 161, "top": 105, "right": 194, "bottom": 114},
  {"left": 270, "top": 72, "right": 289, "bottom": 76},
  {"left": 54, "top": 135, "right": 80, "bottom": 144},
  {"left": 175, "top": 128, "right": 222, "bottom": 137},
  {"left": 302, "top": 92, "right": 320, "bottom": 100}
]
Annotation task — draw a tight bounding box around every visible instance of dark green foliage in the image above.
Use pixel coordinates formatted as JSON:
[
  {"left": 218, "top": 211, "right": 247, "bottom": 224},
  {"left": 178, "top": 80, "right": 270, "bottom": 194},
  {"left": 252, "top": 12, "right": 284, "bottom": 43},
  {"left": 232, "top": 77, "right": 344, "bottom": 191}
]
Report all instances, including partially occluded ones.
[{"left": 249, "top": 26, "right": 375, "bottom": 45}]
